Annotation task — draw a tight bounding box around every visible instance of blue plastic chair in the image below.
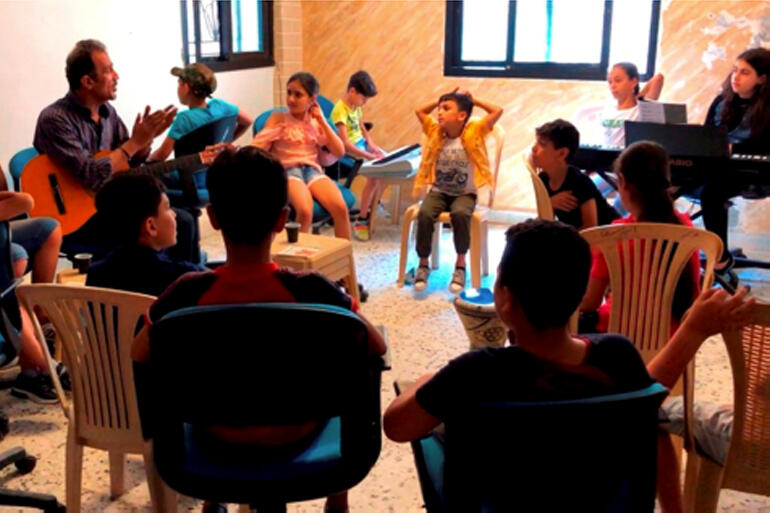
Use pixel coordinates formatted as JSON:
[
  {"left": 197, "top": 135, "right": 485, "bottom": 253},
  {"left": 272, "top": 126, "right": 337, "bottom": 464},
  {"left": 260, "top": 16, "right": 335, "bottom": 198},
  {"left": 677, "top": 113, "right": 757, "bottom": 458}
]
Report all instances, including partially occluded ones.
[
  {"left": 8, "top": 147, "right": 39, "bottom": 192},
  {"left": 141, "top": 303, "right": 386, "bottom": 512},
  {"left": 315, "top": 95, "right": 337, "bottom": 127},
  {"left": 316, "top": 95, "right": 365, "bottom": 187},
  {"left": 252, "top": 109, "right": 356, "bottom": 230},
  {"left": 165, "top": 114, "right": 238, "bottom": 264},
  {"left": 170, "top": 114, "right": 239, "bottom": 208},
  {"left": 409, "top": 382, "right": 668, "bottom": 513}
]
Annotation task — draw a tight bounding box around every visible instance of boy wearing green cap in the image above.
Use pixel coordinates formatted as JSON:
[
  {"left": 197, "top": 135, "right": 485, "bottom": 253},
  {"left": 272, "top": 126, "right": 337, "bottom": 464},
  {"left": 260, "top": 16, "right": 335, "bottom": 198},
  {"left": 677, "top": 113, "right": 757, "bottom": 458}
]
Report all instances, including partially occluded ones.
[{"left": 148, "top": 63, "right": 253, "bottom": 162}]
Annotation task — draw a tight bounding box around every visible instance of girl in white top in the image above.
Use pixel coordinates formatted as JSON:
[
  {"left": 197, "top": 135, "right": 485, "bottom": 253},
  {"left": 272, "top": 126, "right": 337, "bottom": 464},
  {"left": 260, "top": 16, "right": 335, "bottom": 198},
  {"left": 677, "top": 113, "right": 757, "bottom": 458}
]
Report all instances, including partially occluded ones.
[{"left": 598, "top": 62, "right": 665, "bottom": 147}]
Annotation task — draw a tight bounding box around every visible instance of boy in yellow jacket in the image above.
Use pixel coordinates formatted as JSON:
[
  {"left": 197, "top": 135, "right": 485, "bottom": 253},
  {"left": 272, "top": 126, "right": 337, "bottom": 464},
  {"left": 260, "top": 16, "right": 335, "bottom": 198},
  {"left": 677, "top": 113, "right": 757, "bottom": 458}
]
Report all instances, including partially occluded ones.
[{"left": 413, "top": 89, "right": 503, "bottom": 292}]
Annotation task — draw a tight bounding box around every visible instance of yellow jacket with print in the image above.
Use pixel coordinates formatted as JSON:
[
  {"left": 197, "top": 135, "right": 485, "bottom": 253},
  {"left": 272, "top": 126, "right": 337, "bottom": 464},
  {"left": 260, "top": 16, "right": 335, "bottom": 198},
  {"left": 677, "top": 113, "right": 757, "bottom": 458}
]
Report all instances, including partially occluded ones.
[{"left": 414, "top": 116, "right": 493, "bottom": 194}]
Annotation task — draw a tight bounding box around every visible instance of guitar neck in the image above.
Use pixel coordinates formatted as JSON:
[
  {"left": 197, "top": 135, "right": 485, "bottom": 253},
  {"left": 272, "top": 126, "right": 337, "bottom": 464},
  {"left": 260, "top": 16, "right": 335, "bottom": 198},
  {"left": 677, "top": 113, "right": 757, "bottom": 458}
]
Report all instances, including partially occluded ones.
[{"left": 129, "top": 153, "right": 202, "bottom": 178}]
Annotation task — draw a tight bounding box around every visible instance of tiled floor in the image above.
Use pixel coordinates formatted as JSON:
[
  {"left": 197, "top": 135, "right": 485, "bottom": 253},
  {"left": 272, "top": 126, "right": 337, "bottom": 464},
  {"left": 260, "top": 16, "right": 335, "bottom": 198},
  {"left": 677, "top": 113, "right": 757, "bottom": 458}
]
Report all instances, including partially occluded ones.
[{"left": 1, "top": 209, "right": 770, "bottom": 512}]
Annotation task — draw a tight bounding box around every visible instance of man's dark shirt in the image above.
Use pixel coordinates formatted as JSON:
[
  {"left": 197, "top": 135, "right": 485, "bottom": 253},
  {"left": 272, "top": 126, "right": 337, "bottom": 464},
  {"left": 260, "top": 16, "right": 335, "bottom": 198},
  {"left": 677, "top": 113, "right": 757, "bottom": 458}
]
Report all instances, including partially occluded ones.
[
  {"left": 86, "top": 244, "right": 205, "bottom": 297},
  {"left": 33, "top": 91, "right": 135, "bottom": 191}
]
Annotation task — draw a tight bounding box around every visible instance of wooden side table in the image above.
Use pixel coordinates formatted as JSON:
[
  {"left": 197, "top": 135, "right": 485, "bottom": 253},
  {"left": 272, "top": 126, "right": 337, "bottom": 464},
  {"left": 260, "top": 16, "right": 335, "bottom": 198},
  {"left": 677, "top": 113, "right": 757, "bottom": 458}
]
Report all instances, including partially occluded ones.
[
  {"left": 55, "top": 268, "right": 87, "bottom": 286},
  {"left": 271, "top": 232, "right": 360, "bottom": 302}
]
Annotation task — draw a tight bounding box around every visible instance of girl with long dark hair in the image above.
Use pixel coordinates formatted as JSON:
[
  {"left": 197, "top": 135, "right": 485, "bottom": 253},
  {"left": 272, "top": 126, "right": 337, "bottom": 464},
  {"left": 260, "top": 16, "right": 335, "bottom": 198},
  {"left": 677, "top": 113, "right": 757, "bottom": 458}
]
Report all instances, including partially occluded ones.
[
  {"left": 580, "top": 141, "right": 700, "bottom": 333},
  {"left": 251, "top": 72, "right": 351, "bottom": 240},
  {"left": 701, "top": 48, "right": 770, "bottom": 278}
]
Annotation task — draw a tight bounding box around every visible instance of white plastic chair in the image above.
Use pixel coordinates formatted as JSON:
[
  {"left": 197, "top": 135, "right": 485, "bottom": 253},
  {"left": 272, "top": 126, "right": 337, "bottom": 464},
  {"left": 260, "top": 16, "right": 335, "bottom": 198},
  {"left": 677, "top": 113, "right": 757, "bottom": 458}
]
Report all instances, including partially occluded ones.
[
  {"left": 17, "top": 284, "right": 177, "bottom": 513},
  {"left": 397, "top": 121, "right": 505, "bottom": 288}
]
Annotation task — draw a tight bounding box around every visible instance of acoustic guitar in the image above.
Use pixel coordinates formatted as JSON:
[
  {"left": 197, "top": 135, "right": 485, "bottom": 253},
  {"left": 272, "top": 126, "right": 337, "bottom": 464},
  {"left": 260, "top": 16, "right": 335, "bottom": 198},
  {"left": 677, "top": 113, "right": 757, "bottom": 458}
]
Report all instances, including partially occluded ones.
[{"left": 21, "top": 147, "right": 222, "bottom": 235}]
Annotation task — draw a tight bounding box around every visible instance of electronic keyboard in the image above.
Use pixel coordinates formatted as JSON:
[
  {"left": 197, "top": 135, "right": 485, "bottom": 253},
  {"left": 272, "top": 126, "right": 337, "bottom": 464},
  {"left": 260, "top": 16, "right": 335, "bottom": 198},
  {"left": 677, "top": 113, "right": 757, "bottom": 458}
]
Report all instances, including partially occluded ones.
[{"left": 359, "top": 144, "right": 421, "bottom": 179}]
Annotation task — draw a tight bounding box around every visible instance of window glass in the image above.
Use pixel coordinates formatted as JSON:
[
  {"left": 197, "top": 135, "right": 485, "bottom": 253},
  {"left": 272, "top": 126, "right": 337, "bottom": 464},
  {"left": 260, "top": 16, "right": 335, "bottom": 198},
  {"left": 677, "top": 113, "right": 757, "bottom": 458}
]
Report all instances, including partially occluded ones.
[
  {"left": 231, "top": 0, "right": 263, "bottom": 53},
  {"left": 461, "top": 0, "right": 509, "bottom": 62},
  {"left": 514, "top": 1, "right": 604, "bottom": 63},
  {"left": 609, "top": 0, "right": 654, "bottom": 74}
]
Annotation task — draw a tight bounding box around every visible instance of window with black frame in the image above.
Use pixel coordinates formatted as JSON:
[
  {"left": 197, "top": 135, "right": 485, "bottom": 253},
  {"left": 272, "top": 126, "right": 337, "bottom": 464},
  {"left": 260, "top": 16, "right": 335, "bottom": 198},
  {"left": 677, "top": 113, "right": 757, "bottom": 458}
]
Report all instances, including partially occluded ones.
[
  {"left": 181, "top": 0, "right": 274, "bottom": 72},
  {"left": 444, "top": 0, "right": 660, "bottom": 81}
]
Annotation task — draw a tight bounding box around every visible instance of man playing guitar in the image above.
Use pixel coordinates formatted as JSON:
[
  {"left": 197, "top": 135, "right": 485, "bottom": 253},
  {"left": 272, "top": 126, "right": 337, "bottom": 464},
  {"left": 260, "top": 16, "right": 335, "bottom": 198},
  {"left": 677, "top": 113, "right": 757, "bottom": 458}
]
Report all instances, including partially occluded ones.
[{"left": 32, "top": 39, "right": 198, "bottom": 262}]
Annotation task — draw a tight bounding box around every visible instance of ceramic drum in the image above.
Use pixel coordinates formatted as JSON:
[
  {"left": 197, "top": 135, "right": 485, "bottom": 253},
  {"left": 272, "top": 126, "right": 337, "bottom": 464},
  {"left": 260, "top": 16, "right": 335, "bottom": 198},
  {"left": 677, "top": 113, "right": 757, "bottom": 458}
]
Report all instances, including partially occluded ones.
[{"left": 453, "top": 288, "right": 507, "bottom": 349}]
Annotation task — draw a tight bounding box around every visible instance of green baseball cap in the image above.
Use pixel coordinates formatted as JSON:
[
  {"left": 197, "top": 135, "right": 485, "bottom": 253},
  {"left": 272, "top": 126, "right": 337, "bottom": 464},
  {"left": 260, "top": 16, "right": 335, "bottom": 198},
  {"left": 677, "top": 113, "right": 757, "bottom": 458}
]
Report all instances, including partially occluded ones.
[{"left": 170, "top": 63, "right": 217, "bottom": 97}]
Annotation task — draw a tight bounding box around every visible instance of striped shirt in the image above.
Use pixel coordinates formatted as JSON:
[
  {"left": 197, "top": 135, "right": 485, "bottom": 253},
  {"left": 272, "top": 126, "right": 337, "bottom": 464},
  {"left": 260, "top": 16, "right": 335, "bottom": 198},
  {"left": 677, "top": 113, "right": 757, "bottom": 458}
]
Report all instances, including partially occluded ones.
[{"left": 33, "top": 91, "right": 130, "bottom": 190}]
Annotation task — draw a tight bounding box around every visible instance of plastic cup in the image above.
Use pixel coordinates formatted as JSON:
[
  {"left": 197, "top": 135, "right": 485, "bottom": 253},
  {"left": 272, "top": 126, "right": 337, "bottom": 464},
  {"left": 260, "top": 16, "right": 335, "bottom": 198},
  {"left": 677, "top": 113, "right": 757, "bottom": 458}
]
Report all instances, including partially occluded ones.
[
  {"left": 74, "top": 253, "right": 93, "bottom": 274},
  {"left": 285, "top": 222, "right": 301, "bottom": 243}
]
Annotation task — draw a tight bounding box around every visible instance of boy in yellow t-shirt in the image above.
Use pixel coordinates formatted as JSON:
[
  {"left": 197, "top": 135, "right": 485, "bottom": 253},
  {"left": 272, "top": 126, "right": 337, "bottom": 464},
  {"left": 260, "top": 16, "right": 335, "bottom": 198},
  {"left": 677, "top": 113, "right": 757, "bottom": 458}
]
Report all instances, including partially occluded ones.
[{"left": 331, "top": 70, "right": 385, "bottom": 241}]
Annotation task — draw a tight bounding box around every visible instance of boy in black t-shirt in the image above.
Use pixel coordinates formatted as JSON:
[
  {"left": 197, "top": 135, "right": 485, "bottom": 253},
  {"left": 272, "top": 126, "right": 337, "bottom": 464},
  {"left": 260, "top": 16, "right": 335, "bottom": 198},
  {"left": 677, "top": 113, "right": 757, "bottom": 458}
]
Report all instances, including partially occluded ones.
[
  {"left": 532, "top": 119, "right": 618, "bottom": 229},
  {"left": 384, "top": 217, "right": 755, "bottom": 513},
  {"left": 384, "top": 219, "right": 652, "bottom": 443},
  {"left": 86, "top": 174, "right": 205, "bottom": 297}
]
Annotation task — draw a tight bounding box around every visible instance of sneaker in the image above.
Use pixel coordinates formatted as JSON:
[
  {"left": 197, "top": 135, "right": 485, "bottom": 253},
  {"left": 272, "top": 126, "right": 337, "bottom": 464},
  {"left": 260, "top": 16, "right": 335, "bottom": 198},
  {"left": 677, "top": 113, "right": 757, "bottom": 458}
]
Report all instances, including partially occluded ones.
[
  {"left": 41, "top": 322, "right": 56, "bottom": 356},
  {"left": 358, "top": 283, "right": 369, "bottom": 303},
  {"left": 715, "top": 252, "right": 735, "bottom": 274},
  {"left": 376, "top": 202, "right": 391, "bottom": 219},
  {"left": 714, "top": 253, "right": 741, "bottom": 292},
  {"left": 11, "top": 372, "right": 58, "bottom": 404},
  {"left": 449, "top": 267, "right": 466, "bottom": 293},
  {"left": 353, "top": 219, "right": 370, "bottom": 241},
  {"left": 403, "top": 267, "right": 416, "bottom": 285},
  {"left": 414, "top": 266, "right": 430, "bottom": 292},
  {"left": 56, "top": 362, "right": 71, "bottom": 392},
  {"left": 335, "top": 279, "right": 369, "bottom": 303}
]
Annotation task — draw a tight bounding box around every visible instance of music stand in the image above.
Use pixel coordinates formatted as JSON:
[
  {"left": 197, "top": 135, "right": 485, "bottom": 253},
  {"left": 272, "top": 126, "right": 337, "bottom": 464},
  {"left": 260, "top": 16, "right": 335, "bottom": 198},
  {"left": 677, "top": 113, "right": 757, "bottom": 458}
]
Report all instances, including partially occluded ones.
[
  {"left": 637, "top": 101, "right": 688, "bottom": 124},
  {"left": 624, "top": 121, "right": 729, "bottom": 157}
]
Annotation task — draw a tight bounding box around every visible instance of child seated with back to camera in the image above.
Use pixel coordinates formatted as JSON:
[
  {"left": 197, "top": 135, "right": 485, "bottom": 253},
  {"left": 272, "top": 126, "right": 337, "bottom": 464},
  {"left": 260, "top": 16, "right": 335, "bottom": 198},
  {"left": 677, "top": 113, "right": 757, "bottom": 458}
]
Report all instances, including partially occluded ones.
[{"left": 131, "top": 146, "right": 386, "bottom": 513}]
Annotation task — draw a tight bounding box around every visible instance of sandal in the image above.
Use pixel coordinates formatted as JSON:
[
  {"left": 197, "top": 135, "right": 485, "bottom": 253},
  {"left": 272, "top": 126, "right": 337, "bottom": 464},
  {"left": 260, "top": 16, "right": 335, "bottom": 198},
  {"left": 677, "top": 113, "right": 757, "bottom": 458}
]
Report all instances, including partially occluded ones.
[
  {"left": 414, "top": 266, "right": 430, "bottom": 292},
  {"left": 449, "top": 266, "right": 466, "bottom": 293}
]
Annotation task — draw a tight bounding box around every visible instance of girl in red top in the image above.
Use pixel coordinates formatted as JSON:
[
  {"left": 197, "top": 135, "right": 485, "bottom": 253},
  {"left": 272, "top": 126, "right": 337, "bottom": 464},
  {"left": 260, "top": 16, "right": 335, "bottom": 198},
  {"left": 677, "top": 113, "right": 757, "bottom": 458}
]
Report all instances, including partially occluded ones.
[{"left": 580, "top": 141, "right": 700, "bottom": 333}]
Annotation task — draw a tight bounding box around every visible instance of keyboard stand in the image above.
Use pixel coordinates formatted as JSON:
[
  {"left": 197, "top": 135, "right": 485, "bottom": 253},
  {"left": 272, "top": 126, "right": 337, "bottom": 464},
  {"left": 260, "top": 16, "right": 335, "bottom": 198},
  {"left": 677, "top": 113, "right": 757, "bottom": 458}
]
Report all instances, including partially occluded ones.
[{"left": 733, "top": 249, "right": 770, "bottom": 270}]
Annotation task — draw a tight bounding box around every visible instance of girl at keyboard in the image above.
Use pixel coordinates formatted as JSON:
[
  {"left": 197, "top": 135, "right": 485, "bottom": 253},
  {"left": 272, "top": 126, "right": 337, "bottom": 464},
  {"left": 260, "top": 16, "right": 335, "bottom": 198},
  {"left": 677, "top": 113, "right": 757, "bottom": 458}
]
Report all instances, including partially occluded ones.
[
  {"left": 701, "top": 48, "right": 770, "bottom": 279},
  {"left": 251, "top": 72, "right": 351, "bottom": 239},
  {"left": 596, "top": 62, "right": 664, "bottom": 147}
]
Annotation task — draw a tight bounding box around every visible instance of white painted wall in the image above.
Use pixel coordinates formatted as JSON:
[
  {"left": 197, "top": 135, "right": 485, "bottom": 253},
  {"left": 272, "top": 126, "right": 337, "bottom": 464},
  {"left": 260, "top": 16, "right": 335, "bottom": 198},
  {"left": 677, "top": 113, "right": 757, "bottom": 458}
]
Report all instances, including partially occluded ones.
[{"left": 0, "top": 0, "right": 274, "bottom": 172}]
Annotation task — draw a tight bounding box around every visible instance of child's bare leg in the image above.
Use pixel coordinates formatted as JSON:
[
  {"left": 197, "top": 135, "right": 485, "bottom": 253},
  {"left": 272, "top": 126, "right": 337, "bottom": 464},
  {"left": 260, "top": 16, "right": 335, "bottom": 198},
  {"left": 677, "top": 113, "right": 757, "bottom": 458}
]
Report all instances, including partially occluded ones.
[
  {"left": 18, "top": 307, "right": 48, "bottom": 372},
  {"left": 32, "top": 224, "right": 62, "bottom": 284},
  {"left": 310, "top": 178, "right": 352, "bottom": 240},
  {"left": 288, "top": 179, "right": 315, "bottom": 233},
  {"left": 13, "top": 257, "right": 27, "bottom": 280},
  {"left": 358, "top": 178, "right": 378, "bottom": 218},
  {"left": 324, "top": 491, "right": 348, "bottom": 512},
  {"left": 456, "top": 253, "right": 466, "bottom": 268},
  {"left": 656, "top": 431, "right": 683, "bottom": 513}
]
